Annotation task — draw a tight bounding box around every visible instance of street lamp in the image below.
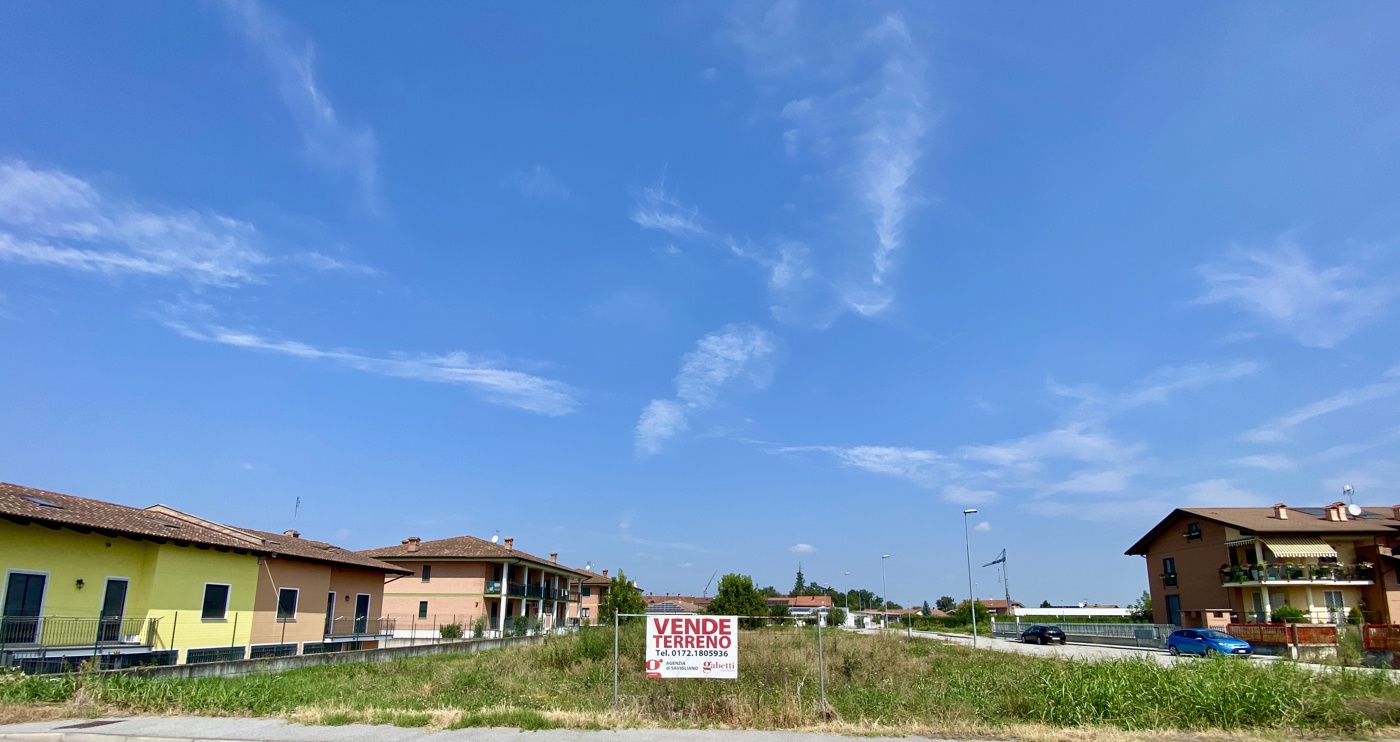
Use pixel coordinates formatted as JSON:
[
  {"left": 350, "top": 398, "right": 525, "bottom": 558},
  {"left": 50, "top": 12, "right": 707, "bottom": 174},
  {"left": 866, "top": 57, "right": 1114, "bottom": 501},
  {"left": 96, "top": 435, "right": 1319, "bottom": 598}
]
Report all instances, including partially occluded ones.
[
  {"left": 843, "top": 571, "right": 851, "bottom": 614},
  {"left": 881, "top": 554, "right": 891, "bottom": 630},
  {"left": 963, "top": 509, "right": 979, "bottom": 647}
]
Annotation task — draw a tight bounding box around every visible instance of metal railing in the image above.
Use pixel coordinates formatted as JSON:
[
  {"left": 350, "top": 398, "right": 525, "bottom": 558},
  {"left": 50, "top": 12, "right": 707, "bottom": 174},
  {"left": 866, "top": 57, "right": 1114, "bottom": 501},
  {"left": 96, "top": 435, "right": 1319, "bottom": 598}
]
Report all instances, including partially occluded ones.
[
  {"left": 486, "top": 580, "right": 502, "bottom": 593},
  {"left": 507, "top": 583, "right": 527, "bottom": 597},
  {"left": 325, "top": 616, "right": 396, "bottom": 637},
  {"left": 1220, "top": 564, "right": 1374, "bottom": 584},
  {"left": 0, "top": 616, "right": 160, "bottom": 649},
  {"left": 992, "top": 620, "right": 1177, "bottom": 640}
]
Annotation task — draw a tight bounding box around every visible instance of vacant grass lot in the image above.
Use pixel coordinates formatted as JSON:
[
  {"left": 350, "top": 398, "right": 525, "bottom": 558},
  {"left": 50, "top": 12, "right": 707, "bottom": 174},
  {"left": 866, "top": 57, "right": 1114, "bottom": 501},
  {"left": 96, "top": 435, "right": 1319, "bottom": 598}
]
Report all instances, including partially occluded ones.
[{"left": 4, "top": 626, "right": 1400, "bottom": 739}]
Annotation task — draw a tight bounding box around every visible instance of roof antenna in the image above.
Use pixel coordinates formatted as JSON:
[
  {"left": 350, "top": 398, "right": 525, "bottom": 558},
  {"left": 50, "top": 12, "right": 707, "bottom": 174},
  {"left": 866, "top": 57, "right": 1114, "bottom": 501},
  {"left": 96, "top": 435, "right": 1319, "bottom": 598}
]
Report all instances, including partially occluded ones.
[
  {"left": 293, "top": 496, "right": 301, "bottom": 522},
  {"left": 1344, "top": 485, "right": 1362, "bottom": 517}
]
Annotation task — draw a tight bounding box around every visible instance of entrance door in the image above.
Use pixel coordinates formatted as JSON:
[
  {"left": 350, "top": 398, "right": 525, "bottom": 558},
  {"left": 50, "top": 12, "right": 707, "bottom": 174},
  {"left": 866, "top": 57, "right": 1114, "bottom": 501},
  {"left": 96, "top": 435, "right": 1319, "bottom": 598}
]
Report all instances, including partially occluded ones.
[
  {"left": 3, "top": 572, "right": 46, "bottom": 644},
  {"left": 1324, "top": 590, "right": 1345, "bottom": 624},
  {"left": 1165, "top": 594, "right": 1181, "bottom": 626},
  {"left": 353, "top": 594, "right": 370, "bottom": 634},
  {"left": 325, "top": 592, "right": 336, "bottom": 635},
  {"left": 1252, "top": 591, "right": 1265, "bottom": 622},
  {"left": 97, "top": 579, "right": 128, "bottom": 642}
]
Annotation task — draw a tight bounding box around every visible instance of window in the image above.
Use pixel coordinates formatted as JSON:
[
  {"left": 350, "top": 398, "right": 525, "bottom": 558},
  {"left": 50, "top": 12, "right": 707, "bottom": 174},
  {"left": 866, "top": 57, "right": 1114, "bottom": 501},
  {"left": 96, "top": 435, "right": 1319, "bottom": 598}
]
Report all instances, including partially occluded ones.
[
  {"left": 582, "top": 587, "right": 591, "bottom": 597},
  {"left": 201, "top": 584, "right": 230, "bottom": 620},
  {"left": 1186, "top": 522, "right": 1202, "bottom": 541},
  {"left": 1162, "top": 557, "right": 1177, "bottom": 587},
  {"left": 418, "top": 601, "right": 428, "bottom": 619},
  {"left": 421, "top": 565, "right": 432, "bottom": 582},
  {"left": 277, "top": 588, "right": 299, "bottom": 621}
]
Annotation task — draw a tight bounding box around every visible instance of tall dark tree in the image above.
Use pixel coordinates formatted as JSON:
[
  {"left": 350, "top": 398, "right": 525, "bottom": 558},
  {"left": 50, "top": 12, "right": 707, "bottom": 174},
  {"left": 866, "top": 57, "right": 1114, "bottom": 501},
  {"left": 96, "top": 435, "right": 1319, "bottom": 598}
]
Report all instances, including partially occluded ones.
[
  {"left": 1040, "top": 599, "right": 1053, "bottom": 608},
  {"left": 922, "top": 600, "right": 931, "bottom": 616},
  {"left": 935, "top": 595, "right": 956, "bottom": 612},
  {"left": 597, "top": 569, "right": 646, "bottom": 624},
  {"left": 793, "top": 565, "right": 806, "bottom": 595}
]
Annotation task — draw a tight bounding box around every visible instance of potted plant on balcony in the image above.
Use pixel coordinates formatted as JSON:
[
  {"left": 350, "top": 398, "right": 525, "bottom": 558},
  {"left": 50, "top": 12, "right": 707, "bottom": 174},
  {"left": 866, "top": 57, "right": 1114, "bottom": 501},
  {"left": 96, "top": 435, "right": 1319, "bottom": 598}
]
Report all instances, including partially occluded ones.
[
  {"left": 1357, "top": 561, "right": 1375, "bottom": 580},
  {"left": 1284, "top": 562, "right": 1305, "bottom": 580}
]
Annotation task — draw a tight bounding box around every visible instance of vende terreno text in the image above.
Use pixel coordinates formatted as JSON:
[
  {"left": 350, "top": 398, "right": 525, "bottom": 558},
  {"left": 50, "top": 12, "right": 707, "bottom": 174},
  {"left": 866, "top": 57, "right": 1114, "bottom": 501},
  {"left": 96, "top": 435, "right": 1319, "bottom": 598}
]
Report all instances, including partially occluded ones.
[{"left": 644, "top": 615, "right": 739, "bottom": 679}]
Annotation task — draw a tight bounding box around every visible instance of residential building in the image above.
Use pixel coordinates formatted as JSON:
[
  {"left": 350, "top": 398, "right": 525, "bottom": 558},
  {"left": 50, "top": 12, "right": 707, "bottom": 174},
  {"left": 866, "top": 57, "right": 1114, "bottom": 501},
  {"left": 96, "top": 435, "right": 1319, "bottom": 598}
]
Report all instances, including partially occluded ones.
[
  {"left": 980, "top": 599, "right": 1024, "bottom": 617},
  {"left": 0, "top": 482, "right": 404, "bottom": 669},
  {"left": 574, "top": 569, "right": 612, "bottom": 624},
  {"left": 765, "top": 595, "right": 833, "bottom": 618},
  {"left": 642, "top": 595, "right": 710, "bottom": 614},
  {"left": 362, "top": 535, "right": 584, "bottom": 636},
  {"left": 1127, "top": 503, "right": 1399, "bottom": 628}
]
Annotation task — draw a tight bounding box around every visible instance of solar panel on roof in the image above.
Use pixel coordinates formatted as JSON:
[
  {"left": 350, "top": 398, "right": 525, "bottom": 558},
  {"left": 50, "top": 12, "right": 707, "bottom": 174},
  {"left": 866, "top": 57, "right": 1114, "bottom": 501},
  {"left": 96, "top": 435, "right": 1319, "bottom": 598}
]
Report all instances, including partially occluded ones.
[
  {"left": 19, "top": 494, "right": 61, "bottom": 508},
  {"left": 1292, "top": 507, "right": 1327, "bottom": 516}
]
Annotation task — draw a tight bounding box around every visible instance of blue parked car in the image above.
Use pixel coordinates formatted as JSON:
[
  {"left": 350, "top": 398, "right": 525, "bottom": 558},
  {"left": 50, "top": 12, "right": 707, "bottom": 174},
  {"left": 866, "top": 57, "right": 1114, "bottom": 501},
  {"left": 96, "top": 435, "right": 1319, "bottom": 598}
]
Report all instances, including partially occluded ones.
[{"left": 1165, "top": 629, "right": 1252, "bottom": 657}]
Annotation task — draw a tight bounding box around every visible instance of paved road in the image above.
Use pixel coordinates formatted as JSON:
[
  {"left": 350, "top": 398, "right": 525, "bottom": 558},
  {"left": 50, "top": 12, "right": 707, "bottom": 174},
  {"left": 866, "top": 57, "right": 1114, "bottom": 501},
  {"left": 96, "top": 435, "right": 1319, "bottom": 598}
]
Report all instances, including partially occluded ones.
[{"left": 0, "top": 717, "right": 995, "bottom": 742}]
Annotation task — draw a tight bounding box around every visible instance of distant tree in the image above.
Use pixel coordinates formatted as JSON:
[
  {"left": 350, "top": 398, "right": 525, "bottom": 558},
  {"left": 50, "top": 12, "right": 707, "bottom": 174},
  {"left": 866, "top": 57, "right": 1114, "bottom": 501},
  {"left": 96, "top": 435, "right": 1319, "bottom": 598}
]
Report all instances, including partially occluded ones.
[
  {"left": 597, "top": 569, "right": 646, "bottom": 625},
  {"left": 1128, "top": 591, "right": 1152, "bottom": 623},
  {"left": 952, "top": 599, "right": 991, "bottom": 632},
  {"left": 708, "top": 573, "right": 769, "bottom": 629},
  {"left": 936, "top": 596, "right": 956, "bottom": 612},
  {"left": 921, "top": 600, "right": 931, "bottom": 616},
  {"left": 793, "top": 566, "right": 806, "bottom": 595},
  {"left": 1039, "top": 600, "right": 1053, "bottom": 609},
  {"left": 768, "top": 602, "right": 790, "bottom": 626},
  {"left": 886, "top": 601, "right": 903, "bottom": 610},
  {"left": 825, "top": 607, "right": 846, "bottom": 627}
]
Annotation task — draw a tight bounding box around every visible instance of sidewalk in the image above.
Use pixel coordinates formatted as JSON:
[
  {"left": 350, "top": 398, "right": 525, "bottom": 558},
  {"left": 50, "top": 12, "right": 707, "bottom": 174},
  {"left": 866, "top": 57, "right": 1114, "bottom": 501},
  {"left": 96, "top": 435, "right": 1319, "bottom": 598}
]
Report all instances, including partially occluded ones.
[{"left": 0, "top": 717, "right": 985, "bottom": 742}]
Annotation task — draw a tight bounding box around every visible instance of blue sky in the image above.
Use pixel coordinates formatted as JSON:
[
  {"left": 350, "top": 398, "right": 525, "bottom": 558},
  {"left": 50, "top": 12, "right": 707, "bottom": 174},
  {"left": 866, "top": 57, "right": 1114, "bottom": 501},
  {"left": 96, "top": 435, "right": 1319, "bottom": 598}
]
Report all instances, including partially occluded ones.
[{"left": 2, "top": 2, "right": 1398, "bottom": 608}]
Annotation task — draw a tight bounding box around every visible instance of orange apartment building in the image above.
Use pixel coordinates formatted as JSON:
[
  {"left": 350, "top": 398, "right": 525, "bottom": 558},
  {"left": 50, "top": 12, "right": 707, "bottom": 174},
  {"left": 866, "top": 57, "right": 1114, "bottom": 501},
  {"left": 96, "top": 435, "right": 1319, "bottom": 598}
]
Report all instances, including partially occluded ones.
[
  {"left": 1127, "top": 503, "right": 1400, "bottom": 628},
  {"left": 574, "top": 569, "right": 612, "bottom": 625},
  {"left": 361, "top": 535, "right": 585, "bottom": 636}
]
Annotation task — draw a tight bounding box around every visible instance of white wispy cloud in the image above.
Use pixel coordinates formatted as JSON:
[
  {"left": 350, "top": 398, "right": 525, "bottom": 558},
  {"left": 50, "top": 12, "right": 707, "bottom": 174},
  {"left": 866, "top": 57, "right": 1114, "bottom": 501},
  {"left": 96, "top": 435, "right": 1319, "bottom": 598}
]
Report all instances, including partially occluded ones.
[
  {"left": 285, "top": 251, "right": 378, "bottom": 276},
  {"left": 1196, "top": 239, "right": 1394, "bottom": 348},
  {"left": 1243, "top": 378, "right": 1400, "bottom": 442},
  {"left": 168, "top": 321, "right": 579, "bottom": 415},
  {"left": 973, "top": 521, "right": 991, "bottom": 532},
  {"left": 634, "top": 324, "right": 777, "bottom": 455},
  {"left": 630, "top": 183, "right": 708, "bottom": 238},
  {"left": 774, "top": 360, "right": 1256, "bottom": 515},
  {"left": 0, "top": 161, "right": 268, "bottom": 286},
  {"left": 1230, "top": 453, "right": 1298, "bottom": 472},
  {"left": 789, "top": 543, "right": 817, "bottom": 553},
  {"left": 221, "top": 0, "right": 379, "bottom": 210}
]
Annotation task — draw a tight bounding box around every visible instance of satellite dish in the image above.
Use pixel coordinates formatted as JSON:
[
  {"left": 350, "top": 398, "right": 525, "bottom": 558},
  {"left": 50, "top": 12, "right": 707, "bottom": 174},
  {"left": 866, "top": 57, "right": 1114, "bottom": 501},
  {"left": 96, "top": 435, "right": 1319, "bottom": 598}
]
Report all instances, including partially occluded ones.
[
  {"left": 491, "top": 534, "right": 499, "bottom": 543},
  {"left": 1347, "top": 503, "right": 1362, "bottom": 517}
]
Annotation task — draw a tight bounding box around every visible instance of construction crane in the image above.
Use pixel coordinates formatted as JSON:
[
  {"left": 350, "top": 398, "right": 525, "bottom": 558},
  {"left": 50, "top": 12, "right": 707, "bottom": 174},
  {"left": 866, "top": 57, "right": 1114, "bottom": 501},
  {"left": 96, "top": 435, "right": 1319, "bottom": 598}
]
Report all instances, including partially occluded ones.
[{"left": 702, "top": 570, "right": 719, "bottom": 598}]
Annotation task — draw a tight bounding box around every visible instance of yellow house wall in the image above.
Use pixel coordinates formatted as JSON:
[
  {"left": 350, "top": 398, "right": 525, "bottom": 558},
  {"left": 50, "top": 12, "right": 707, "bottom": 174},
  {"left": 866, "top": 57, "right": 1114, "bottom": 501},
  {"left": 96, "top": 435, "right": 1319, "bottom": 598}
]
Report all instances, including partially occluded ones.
[{"left": 0, "top": 520, "right": 259, "bottom": 661}]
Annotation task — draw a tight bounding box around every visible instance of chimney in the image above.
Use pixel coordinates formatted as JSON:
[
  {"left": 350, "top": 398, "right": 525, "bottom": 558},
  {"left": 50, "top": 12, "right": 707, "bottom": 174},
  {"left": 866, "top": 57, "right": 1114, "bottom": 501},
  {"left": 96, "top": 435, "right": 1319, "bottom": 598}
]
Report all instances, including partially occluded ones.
[
  {"left": 504, "top": 537, "right": 514, "bottom": 551},
  {"left": 550, "top": 552, "right": 558, "bottom": 563},
  {"left": 283, "top": 529, "right": 300, "bottom": 538},
  {"left": 1328, "top": 503, "right": 1347, "bottom": 522},
  {"left": 1273, "top": 503, "right": 1288, "bottom": 520},
  {"left": 404, "top": 536, "right": 421, "bottom": 553},
  {"left": 1392, "top": 505, "right": 1400, "bottom": 521},
  {"left": 602, "top": 569, "right": 609, "bottom": 579}
]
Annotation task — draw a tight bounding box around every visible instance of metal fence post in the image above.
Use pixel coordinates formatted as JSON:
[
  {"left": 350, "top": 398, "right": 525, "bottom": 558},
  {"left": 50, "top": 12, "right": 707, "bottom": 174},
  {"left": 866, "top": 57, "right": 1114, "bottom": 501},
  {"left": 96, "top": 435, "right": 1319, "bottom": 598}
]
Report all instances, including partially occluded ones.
[
  {"left": 613, "top": 611, "right": 619, "bottom": 707},
  {"left": 817, "top": 614, "right": 827, "bottom": 713}
]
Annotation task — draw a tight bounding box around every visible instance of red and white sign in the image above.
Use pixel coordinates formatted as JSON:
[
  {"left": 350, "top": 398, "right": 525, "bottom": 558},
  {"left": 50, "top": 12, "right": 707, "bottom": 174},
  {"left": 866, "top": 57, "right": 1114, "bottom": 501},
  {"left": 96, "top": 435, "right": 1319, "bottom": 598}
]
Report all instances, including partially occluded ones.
[{"left": 645, "top": 615, "right": 738, "bottom": 679}]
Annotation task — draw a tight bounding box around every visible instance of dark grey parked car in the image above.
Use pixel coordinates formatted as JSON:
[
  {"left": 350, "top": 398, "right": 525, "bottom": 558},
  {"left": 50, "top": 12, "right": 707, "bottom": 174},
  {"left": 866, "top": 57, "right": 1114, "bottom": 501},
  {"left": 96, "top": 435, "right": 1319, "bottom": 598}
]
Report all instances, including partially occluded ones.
[{"left": 1020, "top": 625, "right": 1067, "bottom": 644}]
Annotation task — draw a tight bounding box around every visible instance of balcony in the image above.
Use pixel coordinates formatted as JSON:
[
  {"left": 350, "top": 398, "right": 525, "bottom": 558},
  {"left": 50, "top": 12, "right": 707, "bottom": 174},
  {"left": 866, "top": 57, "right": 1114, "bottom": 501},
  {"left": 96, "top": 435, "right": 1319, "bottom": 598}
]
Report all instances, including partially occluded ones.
[
  {"left": 486, "top": 580, "right": 502, "bottom": 594},
  {"left": 324, "top": 616, "right": 396, "bottom": 640},
  {"left": 1220, "top": 563, "right": 1374, "bottom": 586},
  {"left": 0, "top": 616, "right": 160, "bottom": 650},
  {"left": 507, "top": 583, "right": 528, "bottom": 597}
]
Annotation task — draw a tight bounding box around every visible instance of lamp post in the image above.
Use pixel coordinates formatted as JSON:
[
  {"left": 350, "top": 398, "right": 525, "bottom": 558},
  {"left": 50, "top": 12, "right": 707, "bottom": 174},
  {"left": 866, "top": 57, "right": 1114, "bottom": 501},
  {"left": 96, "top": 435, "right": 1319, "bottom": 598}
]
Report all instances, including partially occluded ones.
[
  {"left": 963, "top": 509, "right": 979, "bottom": 647},
  {"left": 881, "top": 554, "right": 891, "bottom": 631},
  {"left": 843, "top": 571, "right": 851, "bottom": 615}
]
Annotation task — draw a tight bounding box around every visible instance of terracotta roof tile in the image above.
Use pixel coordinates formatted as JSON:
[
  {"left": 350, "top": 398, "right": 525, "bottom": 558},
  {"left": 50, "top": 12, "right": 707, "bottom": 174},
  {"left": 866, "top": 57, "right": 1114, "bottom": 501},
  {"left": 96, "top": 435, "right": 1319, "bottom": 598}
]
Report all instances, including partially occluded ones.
[{"left": 360, "top": 535, "right": 585, "bottom": 575}]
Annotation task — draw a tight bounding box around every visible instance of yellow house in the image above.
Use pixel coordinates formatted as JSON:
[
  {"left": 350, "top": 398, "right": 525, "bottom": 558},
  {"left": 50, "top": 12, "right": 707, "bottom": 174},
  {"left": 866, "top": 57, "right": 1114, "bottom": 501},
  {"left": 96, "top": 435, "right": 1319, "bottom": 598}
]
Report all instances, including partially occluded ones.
[{"left": 1, "top": 482, "right": 407, "bottom": 670}]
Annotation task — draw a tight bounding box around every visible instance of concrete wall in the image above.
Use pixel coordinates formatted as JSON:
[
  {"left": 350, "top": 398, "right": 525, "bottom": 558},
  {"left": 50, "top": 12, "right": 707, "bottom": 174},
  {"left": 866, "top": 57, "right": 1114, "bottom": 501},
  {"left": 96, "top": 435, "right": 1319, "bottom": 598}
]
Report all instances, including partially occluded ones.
[{"left": 114, "top": 633, "right": 544, "bottom": 680}]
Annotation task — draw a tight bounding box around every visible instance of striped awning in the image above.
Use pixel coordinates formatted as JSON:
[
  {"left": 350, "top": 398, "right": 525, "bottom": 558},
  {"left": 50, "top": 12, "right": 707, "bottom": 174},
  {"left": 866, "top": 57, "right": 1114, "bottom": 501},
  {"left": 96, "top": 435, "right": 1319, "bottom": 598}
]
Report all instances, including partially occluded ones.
[{"left": 1261, "top": 537, "right": 1339, "bottom": 559}]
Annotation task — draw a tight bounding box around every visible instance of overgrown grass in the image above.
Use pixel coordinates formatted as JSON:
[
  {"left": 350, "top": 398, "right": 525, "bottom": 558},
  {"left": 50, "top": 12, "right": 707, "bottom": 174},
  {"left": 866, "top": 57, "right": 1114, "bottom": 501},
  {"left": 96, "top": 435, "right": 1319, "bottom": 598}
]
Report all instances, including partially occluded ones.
[{"left": 3, "top": 627, "right": 1399, "bottom": 738}]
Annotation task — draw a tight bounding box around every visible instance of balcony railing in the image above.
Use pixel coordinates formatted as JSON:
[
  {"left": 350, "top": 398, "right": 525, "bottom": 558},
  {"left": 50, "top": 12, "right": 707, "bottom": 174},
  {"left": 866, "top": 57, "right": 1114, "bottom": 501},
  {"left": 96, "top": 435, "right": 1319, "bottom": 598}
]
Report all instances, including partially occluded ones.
[
  {"left": 0, "top": 616, "right": 160, "bottom": 650},
  {"left": 1220, "top": 563, "right": 1374, "bottom": 585},
  {"left": 325, "top": 616, "right": 396, "bottom": 638},
  {"left": 486, "top": 580, "right": 502, "bottom": 594},
  {"left": 507, "top": 583, "right": 527, "bottom": 597}
]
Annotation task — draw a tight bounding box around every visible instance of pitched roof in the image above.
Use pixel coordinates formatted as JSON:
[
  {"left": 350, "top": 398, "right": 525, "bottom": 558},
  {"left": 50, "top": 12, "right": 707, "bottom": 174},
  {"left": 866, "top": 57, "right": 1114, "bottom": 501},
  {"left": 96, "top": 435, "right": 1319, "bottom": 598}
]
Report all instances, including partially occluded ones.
[
  {"left": 1126, "top": 505, "right": 1400, "bottom": 555},
  {"left": 360, "top": 534, "right": 585, "bottom": 575},
  {"left": 767, "top": 595, "right": 834, "bottom": 607},
  {"left": 0, "top": 483, "right": 407, "bottom": 574},
  {"left": 0, "top": 482, "right": 266, "bottom": 552},
  {"left": 981, "top": 599, "right": 1024, "bottom": 609},
  {"left": 644, "top": 595, "right": 712, "bottom": 608},
  {"left": 575, "top": 568, "right": 612, "bottom": 585}
]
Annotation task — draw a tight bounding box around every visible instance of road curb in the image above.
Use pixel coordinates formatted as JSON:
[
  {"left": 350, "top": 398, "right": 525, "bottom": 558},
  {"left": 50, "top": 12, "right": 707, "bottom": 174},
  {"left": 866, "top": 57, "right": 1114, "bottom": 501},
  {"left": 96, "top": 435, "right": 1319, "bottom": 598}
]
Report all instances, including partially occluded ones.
[{"left": 2, "top": 735, "right": 207, "bottom": 742}]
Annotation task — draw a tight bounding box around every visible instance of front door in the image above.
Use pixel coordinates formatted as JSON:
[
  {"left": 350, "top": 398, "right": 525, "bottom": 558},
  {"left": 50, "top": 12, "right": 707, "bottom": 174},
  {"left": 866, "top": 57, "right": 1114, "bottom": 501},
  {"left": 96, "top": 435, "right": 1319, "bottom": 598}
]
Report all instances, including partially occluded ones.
[
  {"left": 1165, "top": 594, "right": 1181, "bottom": 626},
  {"left": 1252, "top": 591, "right": 1265, "bottom": 622},
  {"left": 98, "top": 579, "right": 128, "bottom": 642},
  {"left": 353, "top": 594, "right": 370, "bottom": 634},
  {"left": 2, "top": 572, "right": 46, "bottom": 644}
]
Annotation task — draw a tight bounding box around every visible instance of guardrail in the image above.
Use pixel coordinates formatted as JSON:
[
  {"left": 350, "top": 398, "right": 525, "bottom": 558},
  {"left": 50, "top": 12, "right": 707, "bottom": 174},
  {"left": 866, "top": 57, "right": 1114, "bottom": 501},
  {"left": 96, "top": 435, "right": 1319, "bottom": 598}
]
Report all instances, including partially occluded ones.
[{"left": 325, "top": 616, "right": 396, "bottom": 638}]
